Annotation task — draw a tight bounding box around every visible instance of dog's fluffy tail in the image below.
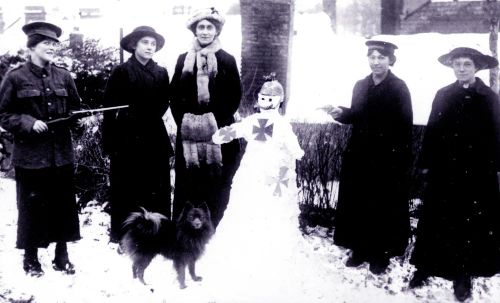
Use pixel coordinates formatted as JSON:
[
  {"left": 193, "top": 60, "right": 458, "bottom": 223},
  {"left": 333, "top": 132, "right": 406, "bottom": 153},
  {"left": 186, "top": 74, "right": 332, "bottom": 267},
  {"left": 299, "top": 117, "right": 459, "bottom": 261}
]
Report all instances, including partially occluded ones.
[{"left": 121, "top": 208, "right": 173, "bottom": 260}]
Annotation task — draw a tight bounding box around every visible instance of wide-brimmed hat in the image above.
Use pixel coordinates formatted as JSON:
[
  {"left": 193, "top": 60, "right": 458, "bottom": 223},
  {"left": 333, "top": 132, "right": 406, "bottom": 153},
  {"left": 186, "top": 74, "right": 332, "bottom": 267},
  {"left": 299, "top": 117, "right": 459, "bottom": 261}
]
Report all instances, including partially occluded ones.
[
  {"left": 22, "top": 21, "right": 62, "bottom": 42},
  {"left": 186, "top": 7, "right": 225, "bottom": 34},
  {"left": 438, "top": 47, "right": 498, "bottom": 70},
  {"left": 120, "top": 26, "right": 165, "bottom": 53}
]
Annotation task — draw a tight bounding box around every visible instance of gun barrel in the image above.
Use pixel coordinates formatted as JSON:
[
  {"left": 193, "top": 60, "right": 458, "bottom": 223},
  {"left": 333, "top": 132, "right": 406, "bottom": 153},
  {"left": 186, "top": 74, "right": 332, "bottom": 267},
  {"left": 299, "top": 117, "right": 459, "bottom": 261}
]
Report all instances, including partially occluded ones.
[{"left": 72, "top": 105, "right": 129, "bottom": 114}]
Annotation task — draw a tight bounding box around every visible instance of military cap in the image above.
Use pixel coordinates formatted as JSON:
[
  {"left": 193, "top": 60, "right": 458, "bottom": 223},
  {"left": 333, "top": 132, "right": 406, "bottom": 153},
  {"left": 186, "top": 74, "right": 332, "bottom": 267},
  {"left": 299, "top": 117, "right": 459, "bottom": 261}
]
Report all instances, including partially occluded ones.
[
  {"left": 365, "top": 40, "right": 398, "bottom": 54},
  {"left": 22, "top": 21, "right": 62, "bottom": 42}
]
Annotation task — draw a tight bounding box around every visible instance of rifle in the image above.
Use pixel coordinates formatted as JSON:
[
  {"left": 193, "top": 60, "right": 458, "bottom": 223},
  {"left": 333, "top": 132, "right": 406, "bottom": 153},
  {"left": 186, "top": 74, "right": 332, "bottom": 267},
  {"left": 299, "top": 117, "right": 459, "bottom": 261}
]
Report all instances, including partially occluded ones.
[{"left": 46, "top": 105, "right": 129, "bottom": 127}]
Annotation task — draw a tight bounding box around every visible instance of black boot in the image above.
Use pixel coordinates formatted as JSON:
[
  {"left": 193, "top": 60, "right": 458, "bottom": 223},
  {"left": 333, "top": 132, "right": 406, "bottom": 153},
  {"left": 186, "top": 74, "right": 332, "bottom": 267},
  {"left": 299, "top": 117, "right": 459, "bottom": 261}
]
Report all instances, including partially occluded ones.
[
  {"left": 52, "top": 242, "right": 75, "bottom": 275},
  {"left": 409, "top": 270, "right": 429, "bottom": 289},
  {"left": 345, "top": 251, "right": 365, "bottom": 268},
  {"left": 453, "top": 275, "right": 472, "bottom": 302},
  {"left": 23, "top": 248, "right": 44, "bottom": 277}
]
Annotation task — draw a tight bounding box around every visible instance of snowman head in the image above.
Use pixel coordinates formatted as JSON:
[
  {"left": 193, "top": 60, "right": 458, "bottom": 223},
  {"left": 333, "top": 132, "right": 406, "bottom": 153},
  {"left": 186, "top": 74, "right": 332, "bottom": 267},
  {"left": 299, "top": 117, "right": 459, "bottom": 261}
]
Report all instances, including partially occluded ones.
[{"left": 257, "top": 75, "right": 284, "bottom": 111}]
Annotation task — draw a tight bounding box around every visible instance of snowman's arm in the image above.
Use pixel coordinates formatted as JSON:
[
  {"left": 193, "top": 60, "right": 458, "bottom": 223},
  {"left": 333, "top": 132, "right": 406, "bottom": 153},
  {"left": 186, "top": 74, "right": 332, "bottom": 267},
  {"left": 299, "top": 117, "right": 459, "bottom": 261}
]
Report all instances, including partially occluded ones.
[{"left": 212, "top": 120, "right": 246, "bottom": 144}]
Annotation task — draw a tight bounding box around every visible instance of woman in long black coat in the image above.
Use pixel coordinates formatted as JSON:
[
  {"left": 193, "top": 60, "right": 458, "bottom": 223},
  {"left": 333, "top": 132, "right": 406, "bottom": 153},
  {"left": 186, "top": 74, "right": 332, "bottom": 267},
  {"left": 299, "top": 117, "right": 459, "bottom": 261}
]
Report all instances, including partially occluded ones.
[
  {"left": 327, "top": 40, "right": 413, "bottom": 275},
  {"left": 409, "top": 47, "right": 500, "bottom": 302},
  {"left": 170, "top": 8, "right": 242, "bottom": 227},
  {"left": 102, "top": 26, "right": 173, "bottom": 243}
]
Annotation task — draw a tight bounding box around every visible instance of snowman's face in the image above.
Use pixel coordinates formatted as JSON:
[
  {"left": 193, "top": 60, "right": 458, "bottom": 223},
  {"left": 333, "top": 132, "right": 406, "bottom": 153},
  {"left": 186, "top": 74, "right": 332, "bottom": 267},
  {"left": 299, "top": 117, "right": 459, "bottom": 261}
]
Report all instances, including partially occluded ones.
[{"left": 257, "top": 93, "right": 282, "bottom": 110}]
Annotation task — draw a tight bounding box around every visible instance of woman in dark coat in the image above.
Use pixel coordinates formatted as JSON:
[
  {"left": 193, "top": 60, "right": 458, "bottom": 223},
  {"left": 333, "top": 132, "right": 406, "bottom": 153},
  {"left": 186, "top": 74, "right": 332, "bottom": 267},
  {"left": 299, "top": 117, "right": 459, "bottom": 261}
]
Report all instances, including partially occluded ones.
[
  {"left": 409, "top": 47, "right": 500, "bottom": 302},
  {"left": 170, "top": 8, "right": 242, "bottom": 227},
  {"left": 326, "top": 40, "right": 413, "bottom": 275},
  {"left": 102, "top": 26, "right": 173, "bottom": 243},
  {"left": 0, "top": 22, "right": 81, "bottom": 276}
]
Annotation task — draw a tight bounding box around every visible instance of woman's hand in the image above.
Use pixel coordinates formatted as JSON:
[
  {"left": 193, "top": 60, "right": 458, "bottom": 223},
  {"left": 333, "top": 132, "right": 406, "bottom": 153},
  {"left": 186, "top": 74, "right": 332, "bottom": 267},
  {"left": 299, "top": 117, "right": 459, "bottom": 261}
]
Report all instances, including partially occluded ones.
[
  {"left": 32, "top": 120, "right": 48, "bottom": 133},
  {"left": 319, "top": 105, "right": 343, "bottom": 120}
]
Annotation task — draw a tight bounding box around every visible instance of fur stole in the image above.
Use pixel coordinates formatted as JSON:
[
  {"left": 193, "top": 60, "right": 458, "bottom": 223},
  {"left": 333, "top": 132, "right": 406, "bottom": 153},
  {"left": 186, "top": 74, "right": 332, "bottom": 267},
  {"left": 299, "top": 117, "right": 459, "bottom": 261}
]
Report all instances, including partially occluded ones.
[{"left": 181, "top": 38, "right": 222, "bottom": 104}]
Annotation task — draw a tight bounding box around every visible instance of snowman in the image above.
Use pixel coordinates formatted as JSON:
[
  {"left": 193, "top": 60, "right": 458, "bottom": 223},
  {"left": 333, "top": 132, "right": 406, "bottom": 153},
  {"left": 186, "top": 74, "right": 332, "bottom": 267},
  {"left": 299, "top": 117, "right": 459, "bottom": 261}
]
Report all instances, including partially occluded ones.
[
  {"left": 212, "top": 76, "right": 304, "bottom": 197},
  {"left": 200, "top": 77, "right": 309, "bottom": 297}
]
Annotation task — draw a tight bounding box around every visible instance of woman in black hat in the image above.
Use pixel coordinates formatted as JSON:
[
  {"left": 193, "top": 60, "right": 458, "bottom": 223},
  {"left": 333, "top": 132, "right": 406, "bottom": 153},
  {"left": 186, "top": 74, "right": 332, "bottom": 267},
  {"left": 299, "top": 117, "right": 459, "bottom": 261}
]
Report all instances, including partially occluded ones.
[
  {"left": 325, "top": 40, "right": 413, "bottom": 275},
  {"left": 0, "top": 21, "right": 81, "bottom": 276},
  {"left": 102, "top": 26, "right": 173, "bottom": 243},
  {"left": 408, "top": 47, "right": 500, "bottom": 302},
  {"left": 170, "top": 7, "right": 242, "bottom": 227}
]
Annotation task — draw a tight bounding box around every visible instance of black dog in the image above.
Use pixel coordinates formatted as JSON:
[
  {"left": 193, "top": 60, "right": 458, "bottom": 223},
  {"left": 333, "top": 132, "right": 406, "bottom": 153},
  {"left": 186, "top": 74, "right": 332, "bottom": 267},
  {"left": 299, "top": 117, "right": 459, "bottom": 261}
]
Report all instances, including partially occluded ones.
[{"left": 121, "top": 203, "right": 214, "bottom": 288}]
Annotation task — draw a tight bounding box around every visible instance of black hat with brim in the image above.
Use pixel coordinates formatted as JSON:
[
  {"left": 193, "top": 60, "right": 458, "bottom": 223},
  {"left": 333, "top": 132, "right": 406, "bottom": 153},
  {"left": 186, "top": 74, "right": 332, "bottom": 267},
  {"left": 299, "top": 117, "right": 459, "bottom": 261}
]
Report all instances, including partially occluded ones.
[
  {"left": 365, "top": 40, "right": 398, "bottom": 53},
  {"left": 438, "top": 47, "right": 498, "bottom": 70},
  {"left": 22, "top": 21, "right": 62, "bottom": 42},
  {"left": 120, "top": 26, "right": 165, "bottom": 53}
]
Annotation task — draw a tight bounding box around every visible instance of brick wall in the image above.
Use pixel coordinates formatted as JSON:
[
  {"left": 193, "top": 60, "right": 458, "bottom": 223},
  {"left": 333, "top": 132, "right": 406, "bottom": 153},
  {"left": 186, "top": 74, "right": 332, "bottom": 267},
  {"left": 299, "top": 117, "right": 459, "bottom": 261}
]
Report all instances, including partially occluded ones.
[
  {"left": 400, "top": 1, "right": 499, "bottom": 34},
  {"left": 240, "top": 0, "right": 294, "bottom": 115}
]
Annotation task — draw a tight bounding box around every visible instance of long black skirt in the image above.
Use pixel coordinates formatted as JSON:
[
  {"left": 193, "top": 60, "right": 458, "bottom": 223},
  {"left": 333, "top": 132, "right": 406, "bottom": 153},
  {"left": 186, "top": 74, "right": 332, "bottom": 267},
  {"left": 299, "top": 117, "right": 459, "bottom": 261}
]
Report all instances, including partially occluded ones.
[{"left": 15, "top": 165, "right": 81, "bottom": 249}]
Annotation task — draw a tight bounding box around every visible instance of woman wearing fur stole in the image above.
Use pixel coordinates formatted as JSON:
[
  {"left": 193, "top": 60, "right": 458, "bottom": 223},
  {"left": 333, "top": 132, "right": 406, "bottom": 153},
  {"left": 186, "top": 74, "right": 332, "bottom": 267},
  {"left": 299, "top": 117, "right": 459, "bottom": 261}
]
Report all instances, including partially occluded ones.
[{"left": 170, "top": 7, "right": 242, "bottom": 227}]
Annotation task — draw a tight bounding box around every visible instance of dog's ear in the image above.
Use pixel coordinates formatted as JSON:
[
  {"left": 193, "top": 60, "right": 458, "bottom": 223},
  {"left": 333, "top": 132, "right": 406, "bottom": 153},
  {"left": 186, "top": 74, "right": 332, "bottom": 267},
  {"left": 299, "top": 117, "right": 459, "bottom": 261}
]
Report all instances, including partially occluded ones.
[
  {"left": 178, "top": 202, "right": 194, "bottom": 222},
  {"left": 200, "top": 202, "right": 211, "bottom": 216}
]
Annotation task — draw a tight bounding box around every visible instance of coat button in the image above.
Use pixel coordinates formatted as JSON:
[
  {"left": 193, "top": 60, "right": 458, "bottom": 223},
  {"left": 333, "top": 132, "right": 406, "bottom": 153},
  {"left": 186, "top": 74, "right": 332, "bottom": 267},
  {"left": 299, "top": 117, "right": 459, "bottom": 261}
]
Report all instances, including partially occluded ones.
[{"left": 46, "top": 88, "right": 50, "bottom": 92}]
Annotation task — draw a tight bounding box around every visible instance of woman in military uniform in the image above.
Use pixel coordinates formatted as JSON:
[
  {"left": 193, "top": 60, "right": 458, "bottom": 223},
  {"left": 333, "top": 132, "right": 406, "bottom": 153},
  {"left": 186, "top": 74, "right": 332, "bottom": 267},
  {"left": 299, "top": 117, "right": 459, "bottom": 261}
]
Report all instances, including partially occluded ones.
[{"left": 0, "top": 22, "right": 81, "bottom": 276}]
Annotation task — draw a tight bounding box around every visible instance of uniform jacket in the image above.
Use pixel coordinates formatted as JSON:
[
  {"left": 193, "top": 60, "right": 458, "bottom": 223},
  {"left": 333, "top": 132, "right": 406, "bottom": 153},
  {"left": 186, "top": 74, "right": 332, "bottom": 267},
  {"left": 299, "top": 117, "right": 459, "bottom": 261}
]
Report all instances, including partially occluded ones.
[{"left": 0, "top": 61, "right": 80, "bottom": 169}]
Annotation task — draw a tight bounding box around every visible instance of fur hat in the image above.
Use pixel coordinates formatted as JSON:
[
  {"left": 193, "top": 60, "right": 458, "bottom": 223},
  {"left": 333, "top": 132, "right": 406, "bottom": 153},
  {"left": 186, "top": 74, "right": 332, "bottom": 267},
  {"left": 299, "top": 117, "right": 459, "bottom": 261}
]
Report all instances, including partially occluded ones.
[
  {"left": 438, "top": 47, "right": 498, "bottom": 70},
  {"left": 186, "top": 7, "right": 225, "bottom": 34},
  {"left": 120, "top": 26, "right": 165, "bottom": 53},
  {"left": 22, "top": 22, "right": 61, "bottom": 42}
]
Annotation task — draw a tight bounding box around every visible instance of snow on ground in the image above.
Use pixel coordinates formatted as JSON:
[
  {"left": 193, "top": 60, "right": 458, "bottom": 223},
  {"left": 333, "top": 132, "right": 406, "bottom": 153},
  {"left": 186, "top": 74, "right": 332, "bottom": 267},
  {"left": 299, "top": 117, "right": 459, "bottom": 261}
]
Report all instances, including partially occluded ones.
[{"left": 1, "top": 177, "right": 500, "bottom": 303}]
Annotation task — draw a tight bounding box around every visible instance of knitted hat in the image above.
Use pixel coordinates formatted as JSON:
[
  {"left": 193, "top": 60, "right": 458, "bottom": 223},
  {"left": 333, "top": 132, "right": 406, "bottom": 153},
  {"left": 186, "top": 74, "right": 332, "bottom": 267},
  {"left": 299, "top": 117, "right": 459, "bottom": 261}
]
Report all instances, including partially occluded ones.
[
  {"left": 120, "top": 26, "right": 165, "bottom": 53},
  {"left": 438, "top": 47, "right": 498, "bottom": 70},
  {"left": 186, "top": 7, "right": 225, "bottom": 34}
]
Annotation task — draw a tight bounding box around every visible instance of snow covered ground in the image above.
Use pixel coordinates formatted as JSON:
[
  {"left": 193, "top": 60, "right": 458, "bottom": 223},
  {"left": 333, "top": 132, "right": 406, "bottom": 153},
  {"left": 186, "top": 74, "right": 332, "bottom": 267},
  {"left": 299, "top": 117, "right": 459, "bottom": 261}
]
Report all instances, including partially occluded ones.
[{"left": 1, "top": 177, "right": 500, "bottom": 303}]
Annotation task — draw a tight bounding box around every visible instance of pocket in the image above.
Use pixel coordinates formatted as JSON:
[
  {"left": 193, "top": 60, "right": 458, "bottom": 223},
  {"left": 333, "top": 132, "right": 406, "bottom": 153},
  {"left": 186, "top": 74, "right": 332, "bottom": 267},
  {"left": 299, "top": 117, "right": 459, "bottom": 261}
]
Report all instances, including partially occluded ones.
[
  {"left": 17, "top": 89, "right": 41, "bottom": 98},
  {"left": 54, "top": 89, "right": 68, "bottom": 114},
  {"left": 54, "top": 89, "right": 68, "bottom": 97}
]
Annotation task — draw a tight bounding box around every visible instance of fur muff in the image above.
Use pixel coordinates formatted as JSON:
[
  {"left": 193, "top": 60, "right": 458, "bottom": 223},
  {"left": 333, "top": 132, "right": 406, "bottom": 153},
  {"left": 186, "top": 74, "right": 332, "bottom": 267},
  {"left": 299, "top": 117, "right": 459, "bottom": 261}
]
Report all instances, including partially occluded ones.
[{"left": 181, "top": 112, "right": 222, "bottom": 167}]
